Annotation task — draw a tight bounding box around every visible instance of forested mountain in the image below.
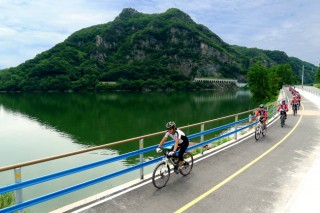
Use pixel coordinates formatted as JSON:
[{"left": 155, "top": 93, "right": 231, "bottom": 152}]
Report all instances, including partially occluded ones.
[
  {"left": 0, "top": 8, "right": 317, "bottom": 91},
  {"left": 231, "top": 45, "right": 316, "bottom": 84}
]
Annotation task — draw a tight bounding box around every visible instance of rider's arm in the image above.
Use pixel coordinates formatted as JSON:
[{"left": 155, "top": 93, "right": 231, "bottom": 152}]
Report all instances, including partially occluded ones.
[
  {"left": 252, "top": 110, "right": 259, "bottom": 121},
  {"left": 264, "top": 112, "right": 268, "bottom": 121},
  {"left": 158, "top": 136, "right": 167, "bottom": 148}
]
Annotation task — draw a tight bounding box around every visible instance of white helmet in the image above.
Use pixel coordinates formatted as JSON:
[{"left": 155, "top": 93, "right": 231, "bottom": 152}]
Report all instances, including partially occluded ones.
[{"left": 166, "top": 121, "right": 176, "bottom": 129}]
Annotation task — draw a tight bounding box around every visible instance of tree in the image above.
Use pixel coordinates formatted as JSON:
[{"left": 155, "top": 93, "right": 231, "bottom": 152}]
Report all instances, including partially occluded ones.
[
  {"left": 315, "top": 66, "right": 320, "bottom": 84},
  {"left": 247, "top": 63, "right": 269, "bottom": 102},
  {"left": 268, "top": 70, "right": 281, "bottom": 97},
  {"left": 272, "top": 64, "right": 295, "bottom": 86}
]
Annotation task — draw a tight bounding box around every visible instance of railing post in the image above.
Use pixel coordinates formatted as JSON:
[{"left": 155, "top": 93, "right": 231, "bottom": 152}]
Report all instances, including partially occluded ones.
[
  {"left": 200, "top": 124, "right": 204, "bottom": 154},
  {"left": 139, "top": 139, "right": 144, "bottom": 180},
  {"left": 234, "top": 115, "right": 238, "bottom": 140},
  {"left": 14, "top": 168, "right": 23, "bottom": 213}
]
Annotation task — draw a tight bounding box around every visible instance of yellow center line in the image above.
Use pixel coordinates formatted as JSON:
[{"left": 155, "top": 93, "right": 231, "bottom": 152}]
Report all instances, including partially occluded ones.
[{"left": 175, "top": 108, "right": 303, "bottom": 213}]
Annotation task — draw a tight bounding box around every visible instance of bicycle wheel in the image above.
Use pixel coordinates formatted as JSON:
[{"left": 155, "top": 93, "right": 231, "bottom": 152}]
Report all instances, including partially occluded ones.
[
  {"left": 179, "top": 152, "right": 193, "bottom": 176},
  {"left": 262, "top": 125, "right": 267, "bottom": 136},
  {"left": 152, "top": 162, "right": 170, "bottom": 189},
  {"left": 255, "top": 125, "right": 261, "bottom": 140},
  {"left": 281, "top": 116, "right": 284, "bottom": 127}
]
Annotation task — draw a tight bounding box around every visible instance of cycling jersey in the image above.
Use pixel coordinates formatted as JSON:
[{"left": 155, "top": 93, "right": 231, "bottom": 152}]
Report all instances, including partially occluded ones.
[
  {"left": 277, "top": 104, "right": 288, "bottom": 111},
  {"left": 255, "top": 109, "right": 268, "bottom": 120},
  {"left": 290, "top": 98, "right": 299, "bottom": 105},
  {"left": 165, "top": 129, "right": 188, "bottom": 144}
]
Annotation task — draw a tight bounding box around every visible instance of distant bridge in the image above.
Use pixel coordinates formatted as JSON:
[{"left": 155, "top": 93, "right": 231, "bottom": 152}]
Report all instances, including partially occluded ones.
[{"left": 193, "top": 78, "right": 247, "bottom": 87}]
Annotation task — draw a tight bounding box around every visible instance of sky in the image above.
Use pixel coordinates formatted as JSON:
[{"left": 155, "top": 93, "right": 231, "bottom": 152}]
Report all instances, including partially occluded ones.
[{"left": 0, "top": 0, "right": 319, "bottom": 69}]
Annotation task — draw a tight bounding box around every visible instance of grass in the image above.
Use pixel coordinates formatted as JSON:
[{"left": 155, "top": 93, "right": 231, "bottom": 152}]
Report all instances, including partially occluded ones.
[
  {"left": 0, "top": 192, "right": 29, "bottom": 212},
  {"left": 0, "top": 192, "right": 15, "bottom": 209},
  {"left": 191, "top": 137, "right": 232, "bottom": 156},
  {"left": 314, "top": 83, "right": 320, "bottom": 89},
  {"left": 211, "top": 137, "right": 231, "bottom": 148}
]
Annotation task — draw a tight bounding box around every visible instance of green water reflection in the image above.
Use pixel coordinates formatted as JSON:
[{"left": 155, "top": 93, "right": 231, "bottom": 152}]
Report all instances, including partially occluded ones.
[{"left": 0, "top": 90, "right": 257, "bottom": 150}]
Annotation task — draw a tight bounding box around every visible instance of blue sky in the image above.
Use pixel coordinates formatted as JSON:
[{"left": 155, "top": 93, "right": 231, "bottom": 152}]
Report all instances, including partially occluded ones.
[{"left": 0, "top": 0, "right": 319, "bottom": 69}]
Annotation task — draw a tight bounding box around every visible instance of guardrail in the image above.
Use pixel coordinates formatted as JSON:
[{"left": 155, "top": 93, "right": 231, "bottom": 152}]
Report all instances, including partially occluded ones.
[
  {"left": 296, "top": 85, "right": 320, "bottom": 99},
  {"left": 0, "top": 102, "right": 280, "bottom": 213}
]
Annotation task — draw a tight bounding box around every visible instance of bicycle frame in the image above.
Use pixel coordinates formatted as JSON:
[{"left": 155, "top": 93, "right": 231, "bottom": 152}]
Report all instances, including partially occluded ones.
[
  {"left": 255, "top": 117, "right": 266, "bottom": 140},
  {"left": 161, "top": 150, "right": 178, "bottom": 168}
]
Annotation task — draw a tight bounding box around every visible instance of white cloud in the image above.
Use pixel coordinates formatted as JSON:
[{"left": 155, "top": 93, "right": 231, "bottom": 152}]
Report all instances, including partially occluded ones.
[{"left": 0, "top": 0, "right": 319, "bottom": 69}]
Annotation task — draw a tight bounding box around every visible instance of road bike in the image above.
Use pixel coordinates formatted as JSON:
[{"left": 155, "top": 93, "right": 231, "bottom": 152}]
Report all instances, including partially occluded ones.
[
  {"left": 279, "top": 109, "right": 286, "bottom": 128},
  {"left": 292, "top": 104, "right": 298, "bottom": 116},
  {"left": 152, "top": 147, "right": 193, "bottom": 189},
  {"left": 254, "top": 116, "right": 267, "bottom": 141}
]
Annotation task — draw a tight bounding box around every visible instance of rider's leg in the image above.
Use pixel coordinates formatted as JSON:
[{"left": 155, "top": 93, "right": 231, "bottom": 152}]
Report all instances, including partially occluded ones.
[
  {"left": 170, "top": 145, "right": 179, "bottom": 172},
  {"left": 178, "top": 142, "right": 189, "bottom": 168},
  {"left": 171, "top": 145, "right": 179, "bottom": 162}
]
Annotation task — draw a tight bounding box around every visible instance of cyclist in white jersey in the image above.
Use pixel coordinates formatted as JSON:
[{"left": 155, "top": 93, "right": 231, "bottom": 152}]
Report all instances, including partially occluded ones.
[{"left": 156, "top": 121, "right": 189, "bottom": 170}]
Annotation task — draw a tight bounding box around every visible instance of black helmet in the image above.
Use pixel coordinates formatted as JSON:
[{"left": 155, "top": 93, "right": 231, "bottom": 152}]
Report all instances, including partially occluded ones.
[
  {"left": 259, "top": 104, "right": 264, "bottom": 109},
  {"left": 166, "top": 121, "right": 176, "bottom": 129}
]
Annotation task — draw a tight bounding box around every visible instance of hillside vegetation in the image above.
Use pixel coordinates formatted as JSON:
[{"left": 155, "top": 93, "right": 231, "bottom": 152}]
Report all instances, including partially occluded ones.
[{"left": 0, "top": 8, "right": 317, "bottom": 91}]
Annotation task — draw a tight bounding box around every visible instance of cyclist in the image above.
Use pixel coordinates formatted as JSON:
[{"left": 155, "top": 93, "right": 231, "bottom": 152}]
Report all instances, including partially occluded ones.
[
  {"left": 290, "top": 96, "right": 299, "bottom": 112},
  {"left": 156, "top": 121, "right": 189, "bottom": 171},
  {"left": 296, "top": 93, "right": 302, "bottom": 109},
  {"left": 277, "top": 100, "right": 289, "bottom": 119},
  {"left": 253, "top": 104, "right": 268, "bottom": 129}
]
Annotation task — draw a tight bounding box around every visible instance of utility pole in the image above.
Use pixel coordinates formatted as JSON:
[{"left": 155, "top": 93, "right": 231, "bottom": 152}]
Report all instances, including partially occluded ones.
[{"left": 301, "top": 65, "right": 304, "bottom": 89}]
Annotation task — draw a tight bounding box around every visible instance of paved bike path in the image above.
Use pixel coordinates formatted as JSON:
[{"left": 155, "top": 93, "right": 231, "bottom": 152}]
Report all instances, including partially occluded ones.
[{"left": 59, "top": 88, "right": 320, "bottom": 213}]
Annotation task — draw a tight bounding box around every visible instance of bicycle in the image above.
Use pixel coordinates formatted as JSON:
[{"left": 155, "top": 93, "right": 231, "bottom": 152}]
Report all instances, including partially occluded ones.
[
  {"left": 254, "top": 116, "right": 267, "bottom": 141},
  {"left": 152, "top": 147, "right": 193, "bottom": 189},
  {"left": 279, "top": 109, "right": 286, "bottom": 128},
  {"left": 292, "top": 104, "right": 298, "bottom": 116}
]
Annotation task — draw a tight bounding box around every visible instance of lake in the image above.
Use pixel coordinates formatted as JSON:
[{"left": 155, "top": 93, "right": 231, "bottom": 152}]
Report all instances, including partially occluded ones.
[{"left": 0, "top": 90, "right": 258, "bottom": 212}]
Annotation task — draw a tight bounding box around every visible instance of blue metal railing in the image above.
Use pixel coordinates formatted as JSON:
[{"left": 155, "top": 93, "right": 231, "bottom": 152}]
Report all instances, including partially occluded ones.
[{"left": 0, "top": 105, "right": 279, "bottom": 213}]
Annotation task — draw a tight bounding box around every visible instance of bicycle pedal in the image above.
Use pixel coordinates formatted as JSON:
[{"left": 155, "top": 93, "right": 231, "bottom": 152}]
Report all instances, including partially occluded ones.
[{"left": 174, "top": 169, "right": 179, "bottom": 174}]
